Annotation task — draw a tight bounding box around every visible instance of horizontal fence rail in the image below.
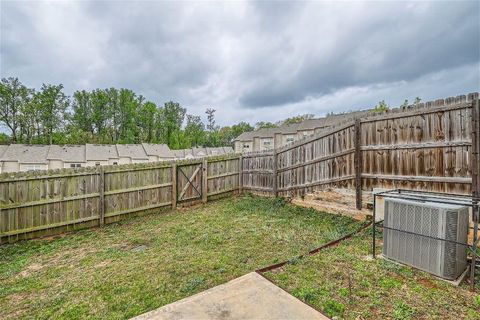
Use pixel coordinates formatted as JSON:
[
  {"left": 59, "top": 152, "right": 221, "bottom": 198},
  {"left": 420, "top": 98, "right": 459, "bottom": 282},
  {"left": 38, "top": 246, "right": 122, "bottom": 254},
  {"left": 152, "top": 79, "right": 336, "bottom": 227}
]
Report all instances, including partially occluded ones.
[
  {"left": 1, "top": 94, "right": 479, "bottom": 244},
  {"left": 0, "top": 156, "right": 242, "bottom": 244},
  {"left": 242, "top": 94, "right": 480, "bottom": 207}
]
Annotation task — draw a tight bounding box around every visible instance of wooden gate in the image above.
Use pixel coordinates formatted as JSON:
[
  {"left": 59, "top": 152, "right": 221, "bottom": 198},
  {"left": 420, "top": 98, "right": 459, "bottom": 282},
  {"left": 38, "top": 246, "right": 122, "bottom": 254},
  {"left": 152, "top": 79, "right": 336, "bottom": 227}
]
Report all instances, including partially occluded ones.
[{"left": 177, "top": 162, "right": 204, "bottom": 203}]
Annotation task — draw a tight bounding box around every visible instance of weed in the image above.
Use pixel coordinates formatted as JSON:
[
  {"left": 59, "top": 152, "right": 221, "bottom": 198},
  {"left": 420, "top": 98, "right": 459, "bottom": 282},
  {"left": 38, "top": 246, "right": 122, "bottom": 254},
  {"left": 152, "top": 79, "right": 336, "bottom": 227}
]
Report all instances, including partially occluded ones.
[
  {"left": 323, "top": 299, "right": 345, "bottom": 318},
  {"left": 392, "top": 301, "right": 415, "bottom": 320},
  {"left": 182, "top": 277, "right": 205, "bottom": 293},
  {"left": 379, "top": 277, "right": 401, "bottom": 289},
  {"left": 293, "top": 287, "right": 317, "bottom": 303}
]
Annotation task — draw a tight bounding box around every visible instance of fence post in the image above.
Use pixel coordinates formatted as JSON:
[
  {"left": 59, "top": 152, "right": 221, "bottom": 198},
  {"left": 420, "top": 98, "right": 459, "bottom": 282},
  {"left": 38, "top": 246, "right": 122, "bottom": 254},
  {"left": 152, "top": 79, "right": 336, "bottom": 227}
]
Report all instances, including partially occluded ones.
[
  {"left": 98, "top": 167, "right": 105, "bottom": 226},
  {"left": 202, "top": 158, "right": 208, "bottom": 203},
  {"left": 238, "top": 155, "right": 243, "bottom": 195},
  {"left": 273, "top": 149, "right": 278, "bottom": 197},
  {"left": 354, "top": 118, "right": 362, "bottom": 210},
  {"left": 470, "top": 97, "right": 479, "bottom": 292},
  {"left": 171, "top": 163, "right": 177, "bottom": 209}
]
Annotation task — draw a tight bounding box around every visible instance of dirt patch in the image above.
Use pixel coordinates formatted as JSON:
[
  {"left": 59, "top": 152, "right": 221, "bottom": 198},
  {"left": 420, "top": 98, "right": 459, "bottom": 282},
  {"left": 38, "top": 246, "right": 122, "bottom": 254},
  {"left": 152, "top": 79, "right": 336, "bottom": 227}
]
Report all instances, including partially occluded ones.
[
  {"left": 95, "top": 259, "right": 113, "bottom": 268},
  {"left": 417, "top": 278, "right": 437, "bottom": 289},
  {"left": 18, "top": 263, "right": 43, "bottom": 278},
  {"left": 292, "top": 188, "right": 373, "bottom": 221}
]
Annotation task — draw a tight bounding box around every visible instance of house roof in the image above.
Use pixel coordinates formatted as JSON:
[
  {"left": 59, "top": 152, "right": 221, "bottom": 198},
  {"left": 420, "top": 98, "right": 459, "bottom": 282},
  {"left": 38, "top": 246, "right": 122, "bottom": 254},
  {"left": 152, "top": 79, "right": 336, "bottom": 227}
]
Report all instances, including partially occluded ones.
[
  {"left": 116, "top": 144, "right": 149, "bottom": 160},
  {"left": 173, "top": 149, "right": 186, "bottom": 158},
  {"left": 234, "top": 131, "right": 256, "bottom": 141},
  {"left": 277, "top": 123, "right": 300, "bottom": 134},
  {"left": 297, "top": 118, "right": 329, "bottom": 131},
  {"left": 223, "top": 146, "right": 234, "bottom": 153},
  {"left": 0, "top": 145, "right": 8, "bottom": 158},
  {"left": 141, "top": 143, "right": 175, "bottom": 158},
  {"left": 47, "top": 145, "right": 86, "bottom": 162},
  {"left": 0, "top": 144, "right": 50, "bottom": 163},
  {"left": 86, "top": 144, "right": 119, "bottom": 161},
  {"left": 192, "top": 147, "right": 208, "bottom": 157},
  {"left": 0, "top": 144, "right": 232, "bottom": 164}
]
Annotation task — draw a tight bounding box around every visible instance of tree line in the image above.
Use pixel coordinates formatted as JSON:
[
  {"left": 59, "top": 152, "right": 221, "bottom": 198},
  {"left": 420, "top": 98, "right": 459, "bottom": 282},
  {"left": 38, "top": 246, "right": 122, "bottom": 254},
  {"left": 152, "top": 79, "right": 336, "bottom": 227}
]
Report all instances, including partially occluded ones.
[{"left": 0, "top": 77, "right": 253, "bottom": 148}]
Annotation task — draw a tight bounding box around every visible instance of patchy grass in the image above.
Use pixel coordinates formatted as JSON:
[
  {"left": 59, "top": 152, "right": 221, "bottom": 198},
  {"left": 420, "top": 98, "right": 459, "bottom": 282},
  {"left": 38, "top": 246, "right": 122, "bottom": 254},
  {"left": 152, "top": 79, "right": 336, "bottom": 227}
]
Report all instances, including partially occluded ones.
[
  {"left": 0, "top": 195, "right": 361, "bottom": 319},
  {"left": 265, "top": 229, "right": 480, "bottom": 320}
]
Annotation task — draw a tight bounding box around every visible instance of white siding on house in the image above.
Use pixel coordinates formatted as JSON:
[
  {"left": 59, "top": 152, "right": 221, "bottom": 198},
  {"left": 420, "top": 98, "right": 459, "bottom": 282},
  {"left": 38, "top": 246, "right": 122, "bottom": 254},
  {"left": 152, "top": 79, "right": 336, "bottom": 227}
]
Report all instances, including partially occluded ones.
[
  {"left": 260, "top": 138, "right": 273, "bottom": 151},
  {"left": 19, "top": 163, "right": 47, "bottom": 172},
  {"left": 2, "top": 161, "right": 19, "bottom": 173}
]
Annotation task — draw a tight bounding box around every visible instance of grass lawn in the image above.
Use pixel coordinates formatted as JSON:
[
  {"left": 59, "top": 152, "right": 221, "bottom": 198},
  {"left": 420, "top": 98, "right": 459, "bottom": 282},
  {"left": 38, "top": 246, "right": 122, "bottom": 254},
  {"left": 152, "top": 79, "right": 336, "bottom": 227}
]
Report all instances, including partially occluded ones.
[
  {"left": 265, "top": 228, "right": 480, "bottom": 320},
  {"left": 0, "top": 195, "right": 361, "bottom": 319}
]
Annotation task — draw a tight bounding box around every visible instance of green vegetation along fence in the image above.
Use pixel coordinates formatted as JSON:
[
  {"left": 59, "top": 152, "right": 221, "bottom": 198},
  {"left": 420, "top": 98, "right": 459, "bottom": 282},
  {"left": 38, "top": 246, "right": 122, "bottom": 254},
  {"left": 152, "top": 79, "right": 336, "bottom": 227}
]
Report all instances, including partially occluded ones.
[{"left": 0, "top": 156, "right": 240, "bottom": 244}]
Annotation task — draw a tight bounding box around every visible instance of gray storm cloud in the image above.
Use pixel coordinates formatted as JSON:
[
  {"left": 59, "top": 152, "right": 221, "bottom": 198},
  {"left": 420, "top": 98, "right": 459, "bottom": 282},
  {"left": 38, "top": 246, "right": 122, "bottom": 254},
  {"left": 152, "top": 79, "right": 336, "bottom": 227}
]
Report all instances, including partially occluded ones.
[{"left": 1, "top": 1, "right": 479, "bottom": 125}]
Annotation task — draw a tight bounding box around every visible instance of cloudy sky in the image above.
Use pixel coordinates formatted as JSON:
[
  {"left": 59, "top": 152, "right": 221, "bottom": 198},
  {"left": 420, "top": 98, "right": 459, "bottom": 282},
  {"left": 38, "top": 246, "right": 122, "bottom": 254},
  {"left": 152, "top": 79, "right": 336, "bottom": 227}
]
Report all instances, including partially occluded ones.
[{"left": 1, "top": 1, "right": 479, "bottom": 126}]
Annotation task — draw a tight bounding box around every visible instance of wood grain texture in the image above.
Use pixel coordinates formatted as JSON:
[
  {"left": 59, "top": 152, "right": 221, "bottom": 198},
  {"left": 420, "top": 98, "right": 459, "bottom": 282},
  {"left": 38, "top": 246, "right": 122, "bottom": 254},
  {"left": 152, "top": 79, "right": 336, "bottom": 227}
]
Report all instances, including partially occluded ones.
[{"left": 0, "top": 155, "right": 242, "bottom": 244}]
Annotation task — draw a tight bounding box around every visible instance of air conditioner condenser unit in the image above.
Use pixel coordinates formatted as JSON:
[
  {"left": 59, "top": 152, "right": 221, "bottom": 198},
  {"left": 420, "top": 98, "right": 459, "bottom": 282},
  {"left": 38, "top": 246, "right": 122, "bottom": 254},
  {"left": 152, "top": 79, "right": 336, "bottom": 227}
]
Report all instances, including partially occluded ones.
[{"left": 382, "top": 197, "right": 469, "bottom": 280}]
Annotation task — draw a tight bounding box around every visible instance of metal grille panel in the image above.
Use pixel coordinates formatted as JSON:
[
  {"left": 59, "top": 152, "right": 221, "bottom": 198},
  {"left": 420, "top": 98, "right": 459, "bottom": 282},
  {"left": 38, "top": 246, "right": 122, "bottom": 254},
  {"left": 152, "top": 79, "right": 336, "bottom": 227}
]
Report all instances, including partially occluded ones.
[{"left": 383, "top": 198, "right": 469, "bottom": 280}]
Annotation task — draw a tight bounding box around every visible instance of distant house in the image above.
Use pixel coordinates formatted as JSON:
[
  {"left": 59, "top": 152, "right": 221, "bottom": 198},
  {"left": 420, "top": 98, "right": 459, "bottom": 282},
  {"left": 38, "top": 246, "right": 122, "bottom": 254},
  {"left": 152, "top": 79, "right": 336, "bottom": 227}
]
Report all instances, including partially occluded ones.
[
  {"left": 47, "top": 145, "right": 86, "bottom": 169},
  {"left": 0, "top": 144, "right": 50, "bottom": 172},
  {"left": 0, "top": 143, "right": 234, "bottom": 173},
  {"left": 86, "top": 144, "right": 120, "bottom": 166},
  {"left": 116, "top": 144, "right": 150, "bottom": 164},
  {"left": 142, "top": 143, "right": 175, "bottom": 162},
  {"left": 234, "top": 110, "right": 372, "bottom": 152}
]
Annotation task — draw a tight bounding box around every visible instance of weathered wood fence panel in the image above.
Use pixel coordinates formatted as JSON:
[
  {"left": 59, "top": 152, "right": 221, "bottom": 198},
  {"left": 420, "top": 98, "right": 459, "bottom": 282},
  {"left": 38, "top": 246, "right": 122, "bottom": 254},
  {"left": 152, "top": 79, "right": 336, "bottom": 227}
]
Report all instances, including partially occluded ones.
[
  {"left": 104, "top": 165, "right": 173, "bottom": 224},
  {"left": 276, "top": 123, "right": 356, "bottom": 197},
  {"left": 241, "top": 152, "right": 274, "bottom": 196},
  {"left": 241, "top": 94, "right": 478, "bottom": 206},
  {"left": 0, "top": 169, "right": 101, "bottom": 243},
  {"left": 0, "top": 156, "right": 241, "bottom": 244},
  {"left": 360, "top": 99, "right": 473, "bottom": 194},
  {"left": 207, "top": 157, "right": 240, "bottom": 198}
]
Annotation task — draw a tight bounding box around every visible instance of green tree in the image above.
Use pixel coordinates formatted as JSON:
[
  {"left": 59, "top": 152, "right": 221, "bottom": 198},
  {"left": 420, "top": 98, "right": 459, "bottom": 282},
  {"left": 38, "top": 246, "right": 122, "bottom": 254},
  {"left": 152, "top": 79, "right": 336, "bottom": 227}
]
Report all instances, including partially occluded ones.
[
  {"left": 137, "top": 101, "right": 158, "bottom": 142},
  {"left": 72, "top": 90, "right": 93, "bottom": 134},
  {"left": 117, "top": 89, "right": 140, "bottom": 143},
  {"left": 255, "top": 121, "right": 277, "bottom": 129},
  {"left": 231, "top": 122, "right": 253, "bottom": 139},
  {"left": 373, "top": 100, "right": 389, "bottom": 113},
  {"left": 18, "top": 94, "right": 41, "bottom": 144},
  {"left": 0, "top": 77, "right": 30, "bottom": 142},
  {"left": 184, "top": 114, "right": 205, "bottom": 147},
  {"left": 414, "top": 97, "right": 422, "bottom": 107},
  {"left": 205, "top": 108, "right": 220, "bottom": 147},
  {"left": 90, "top": 89, "right": 110, "bottom": 140},
  {"left": 279, "top": 114, "right": 314, "bottom": 126},
  {"left": 36, "top": 84, "right": 69, "bottom": 144},
  {"left": 157, "top": 101, "right": 186, "bottom": 148}
]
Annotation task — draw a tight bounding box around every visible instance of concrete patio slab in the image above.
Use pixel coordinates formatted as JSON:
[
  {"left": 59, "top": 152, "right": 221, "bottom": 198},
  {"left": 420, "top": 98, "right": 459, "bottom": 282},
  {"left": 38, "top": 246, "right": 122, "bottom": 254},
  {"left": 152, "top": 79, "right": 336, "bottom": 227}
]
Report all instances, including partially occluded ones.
[{"left": 132, "top": 272, "right": 328, "bottom": 320}]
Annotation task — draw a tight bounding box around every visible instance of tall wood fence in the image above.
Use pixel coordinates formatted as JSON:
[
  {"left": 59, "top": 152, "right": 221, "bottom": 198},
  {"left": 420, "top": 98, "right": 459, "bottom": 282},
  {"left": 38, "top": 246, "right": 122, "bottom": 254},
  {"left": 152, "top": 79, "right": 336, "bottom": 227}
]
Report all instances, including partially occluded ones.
[
  {"left": 242, "top": 94, "right": 480, "bottom": 209},
  {"left": 0, "top": 156, "right": 240, "bottom": 244},
  {"left": 1, "top": 94, "right": 479, "bottom": 244}
]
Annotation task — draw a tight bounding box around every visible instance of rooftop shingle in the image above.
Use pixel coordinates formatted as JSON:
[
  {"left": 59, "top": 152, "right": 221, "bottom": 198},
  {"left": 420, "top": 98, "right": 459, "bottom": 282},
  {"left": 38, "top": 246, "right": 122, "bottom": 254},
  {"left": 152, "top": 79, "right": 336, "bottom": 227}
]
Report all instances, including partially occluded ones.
[
  {"left": 86, "top": 144, "right": 119, "bottom": 161},
  {"left": 116, "top": 144, "right": 149, "bottom": 160},
  {"left": 0, "top": 144, "right": 50, "bottom": 163},
  {"left": 142, "top": 143, "right": 175, "bottom": 158},
  {"left": 47, "top": 145, "right": 86, "bottom": 162}
]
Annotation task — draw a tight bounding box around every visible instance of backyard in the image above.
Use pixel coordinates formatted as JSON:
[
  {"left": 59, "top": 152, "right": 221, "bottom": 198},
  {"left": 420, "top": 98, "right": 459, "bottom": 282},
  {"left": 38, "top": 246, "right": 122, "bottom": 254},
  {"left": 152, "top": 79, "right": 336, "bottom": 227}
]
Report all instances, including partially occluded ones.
[
  {"left": 265, "top": 228, "right": 480, "bottom": 319},
  {"left": 0, "top": 195, "right": 360, "bottom": 319},
  {"left": 1, "top": 195, "right": 479, "bottom": 319}
]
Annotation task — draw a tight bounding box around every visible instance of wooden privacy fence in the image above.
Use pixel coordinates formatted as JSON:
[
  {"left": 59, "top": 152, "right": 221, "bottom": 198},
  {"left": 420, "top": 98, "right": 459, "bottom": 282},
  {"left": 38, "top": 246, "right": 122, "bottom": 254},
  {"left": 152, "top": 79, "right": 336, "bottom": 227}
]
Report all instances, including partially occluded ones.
[
  {"left": 1, "top": 94, "right": 479, "bottom": 244},
  {"left": 0, "top": 156, "right": 240, "bottom": 244},
  {"left": 242, "top": 94, "right": 480, "bottom": 209}
]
